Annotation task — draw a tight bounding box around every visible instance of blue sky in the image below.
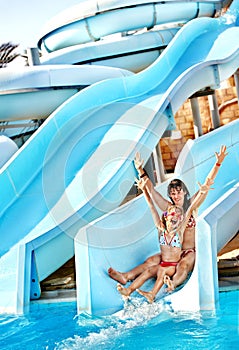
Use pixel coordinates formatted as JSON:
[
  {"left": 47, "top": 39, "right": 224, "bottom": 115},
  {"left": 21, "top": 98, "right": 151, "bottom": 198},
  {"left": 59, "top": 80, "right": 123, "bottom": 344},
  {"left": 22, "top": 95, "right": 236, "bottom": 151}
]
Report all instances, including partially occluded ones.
[{"left": 0, "top": 0, "right": 81, "bottom": 50}]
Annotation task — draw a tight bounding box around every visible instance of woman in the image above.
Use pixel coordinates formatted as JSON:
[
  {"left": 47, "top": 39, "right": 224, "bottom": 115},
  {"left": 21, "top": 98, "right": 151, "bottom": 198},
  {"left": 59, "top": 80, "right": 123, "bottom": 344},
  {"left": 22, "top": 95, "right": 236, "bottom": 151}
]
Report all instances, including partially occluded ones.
[{"left": 117, "top": 176, "right": 213, "bottom": 303}]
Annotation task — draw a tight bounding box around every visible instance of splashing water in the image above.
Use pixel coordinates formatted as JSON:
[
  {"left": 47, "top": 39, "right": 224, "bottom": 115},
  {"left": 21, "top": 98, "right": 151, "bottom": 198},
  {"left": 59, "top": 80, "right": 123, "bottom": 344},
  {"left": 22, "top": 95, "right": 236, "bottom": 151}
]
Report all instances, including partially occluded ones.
[{"left": 56, "top": 297, "right": 174, "bottom": 349}]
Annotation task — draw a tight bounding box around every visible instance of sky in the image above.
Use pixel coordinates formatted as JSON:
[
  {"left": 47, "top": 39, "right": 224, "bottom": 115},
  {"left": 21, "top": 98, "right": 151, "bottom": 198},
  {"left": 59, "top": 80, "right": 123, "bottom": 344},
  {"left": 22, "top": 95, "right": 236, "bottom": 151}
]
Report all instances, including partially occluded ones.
[{"left": 0, "top": 0, "right": 81, "bottom": 51}]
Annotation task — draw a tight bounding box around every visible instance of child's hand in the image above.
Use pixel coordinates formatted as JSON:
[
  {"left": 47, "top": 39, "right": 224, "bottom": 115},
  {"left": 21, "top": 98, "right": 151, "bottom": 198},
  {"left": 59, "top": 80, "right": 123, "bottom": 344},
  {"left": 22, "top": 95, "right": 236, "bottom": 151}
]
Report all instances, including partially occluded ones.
[
  {"left": 135, "top": 177, "right": 148, "bottom": 191},
  {"left": 198, "top": 179, "right": 214, "bottom": 193}
]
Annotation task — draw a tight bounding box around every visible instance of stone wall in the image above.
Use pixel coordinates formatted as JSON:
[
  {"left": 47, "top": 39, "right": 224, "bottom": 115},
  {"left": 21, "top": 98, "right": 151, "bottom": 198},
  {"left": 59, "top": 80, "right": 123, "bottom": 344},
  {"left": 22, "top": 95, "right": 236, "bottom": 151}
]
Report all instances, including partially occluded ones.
[{"left": 159, "top": 76, "right": 239, "bottom": 172}]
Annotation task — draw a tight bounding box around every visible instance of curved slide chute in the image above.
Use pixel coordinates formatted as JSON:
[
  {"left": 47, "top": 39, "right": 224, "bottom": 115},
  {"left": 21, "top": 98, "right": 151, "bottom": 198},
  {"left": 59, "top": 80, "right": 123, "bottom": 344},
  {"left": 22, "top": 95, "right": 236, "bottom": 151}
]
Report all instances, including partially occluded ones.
[
  {"left": 0, "top": 136, "right": 19, "bottom": 167},
  {"left": 38, "top": 0, "right": 231, "bottom": 52},
  {"left": 0, "top": 64, "right": 133, "bottom": 125},
  {"left": 40, "top": 28, "right": 179, "bottom": 73},
  {"left": 0, "top": 1, "right": 238, "bottom": 314}
]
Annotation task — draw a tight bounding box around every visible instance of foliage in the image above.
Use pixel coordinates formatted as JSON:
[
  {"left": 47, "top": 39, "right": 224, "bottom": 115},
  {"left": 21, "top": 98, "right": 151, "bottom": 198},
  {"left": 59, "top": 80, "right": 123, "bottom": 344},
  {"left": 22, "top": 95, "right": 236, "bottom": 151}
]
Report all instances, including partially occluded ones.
[{"left": 0, "top": 42, "right": 20, "bottom": 68}]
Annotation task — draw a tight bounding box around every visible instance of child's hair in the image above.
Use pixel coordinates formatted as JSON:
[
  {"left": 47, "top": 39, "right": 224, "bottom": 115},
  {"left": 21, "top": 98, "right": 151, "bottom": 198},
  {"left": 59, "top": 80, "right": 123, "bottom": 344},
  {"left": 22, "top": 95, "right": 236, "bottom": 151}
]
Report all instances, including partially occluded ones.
[
  {"left": 161, "top": 204, "right": 184, "bottom": 227},
  {"left": 167, "top": 179, "right": 191, "bottom": 211}
]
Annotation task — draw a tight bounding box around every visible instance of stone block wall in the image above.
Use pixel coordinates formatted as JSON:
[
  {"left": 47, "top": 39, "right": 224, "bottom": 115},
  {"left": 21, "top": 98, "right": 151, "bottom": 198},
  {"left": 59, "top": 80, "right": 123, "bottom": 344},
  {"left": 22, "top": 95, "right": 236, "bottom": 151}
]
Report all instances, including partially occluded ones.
[{"left": 159, "top": 76, "right": 239, "bottom": 172}]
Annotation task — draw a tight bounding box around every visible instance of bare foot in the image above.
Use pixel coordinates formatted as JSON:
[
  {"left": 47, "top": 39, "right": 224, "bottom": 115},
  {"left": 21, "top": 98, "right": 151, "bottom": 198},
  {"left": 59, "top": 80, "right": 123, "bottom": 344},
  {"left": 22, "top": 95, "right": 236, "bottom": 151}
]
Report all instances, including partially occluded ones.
[
  {"left": 117, "top": 283, "right": 131, "bottom": 298},
  {"left": 163, "top": 275, "right": 175, "bottom": 293},
  {"left": 136, "top": 289, "right": 154, "bottom": 303},
  {"left": 108, "top": 267, "right": 127, "bottom": 285}
]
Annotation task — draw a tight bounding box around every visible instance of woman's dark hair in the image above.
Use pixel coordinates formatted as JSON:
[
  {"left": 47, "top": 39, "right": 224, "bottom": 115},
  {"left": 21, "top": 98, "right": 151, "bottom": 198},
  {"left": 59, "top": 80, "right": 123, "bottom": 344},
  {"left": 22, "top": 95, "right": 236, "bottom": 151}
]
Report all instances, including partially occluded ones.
[{"left": 167, "top": 179, "right": 191, "bottom": 212}]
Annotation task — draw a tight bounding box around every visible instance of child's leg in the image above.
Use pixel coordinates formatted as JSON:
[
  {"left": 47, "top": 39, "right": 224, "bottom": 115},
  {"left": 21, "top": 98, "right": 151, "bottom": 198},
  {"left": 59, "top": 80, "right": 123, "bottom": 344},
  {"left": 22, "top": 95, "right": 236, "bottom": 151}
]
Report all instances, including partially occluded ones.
[
  {"left": 117, "top": 265, "right": 159, "bottom": 297},
  {"left": 108, "top": 254, "right": 161, "bottom": 285},
  {"left": 137, "top": 266, "right": 176, "bottom": 303}
]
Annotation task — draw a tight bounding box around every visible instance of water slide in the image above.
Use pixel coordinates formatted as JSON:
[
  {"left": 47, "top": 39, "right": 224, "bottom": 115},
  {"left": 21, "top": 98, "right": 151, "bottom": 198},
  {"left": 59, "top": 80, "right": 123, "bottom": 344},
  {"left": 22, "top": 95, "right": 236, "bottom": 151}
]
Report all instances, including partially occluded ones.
[
  {"left": 38, "top": 0, "right": 231, "bottom": 71},
  {"left": 0, "top": 65, "right": 133, "bottom": 138},
  {"left": 0, "top": 0, "right": 238, "bottom": 315},
  {"left": 73, "top": 3, "right": 239, "bottom": 314},
  {"left": 39, "top": 28, "right": 179, "bottom": 73},
  {"left": 76, "top": 121, "right": 239, "bottom": 316},
  {"left": 1, "top": 1, "right": 228, "bottom": 137},
  {"left": 38, "top": 0, "right": 231, "bottom": 52}
]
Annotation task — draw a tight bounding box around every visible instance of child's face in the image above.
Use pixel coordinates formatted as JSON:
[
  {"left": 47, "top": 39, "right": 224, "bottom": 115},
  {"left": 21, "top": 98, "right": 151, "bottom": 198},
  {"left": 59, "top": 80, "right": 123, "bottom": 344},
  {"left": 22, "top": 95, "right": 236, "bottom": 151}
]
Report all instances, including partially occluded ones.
[{"left": 165, "top": 206, "right": 183, "bottom": 231}]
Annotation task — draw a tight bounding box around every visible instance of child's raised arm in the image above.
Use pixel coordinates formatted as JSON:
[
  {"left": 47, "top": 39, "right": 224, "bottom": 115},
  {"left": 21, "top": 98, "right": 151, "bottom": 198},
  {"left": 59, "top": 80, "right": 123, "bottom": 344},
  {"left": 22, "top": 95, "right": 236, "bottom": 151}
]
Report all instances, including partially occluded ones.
[
  {"left": 135, "top": 177, "right": 163, "bottom": 231},
  {"left": 134, "top": 152, "right": 170, "bottom": 211}
]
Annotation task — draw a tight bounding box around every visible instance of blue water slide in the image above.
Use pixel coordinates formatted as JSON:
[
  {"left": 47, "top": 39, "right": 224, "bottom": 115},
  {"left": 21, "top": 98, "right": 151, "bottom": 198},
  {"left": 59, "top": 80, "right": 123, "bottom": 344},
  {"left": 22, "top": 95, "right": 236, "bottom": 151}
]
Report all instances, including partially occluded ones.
[
  {"left": 74, "top": 10, "right": 239, "bottom": 314},
  {"left": 76, "top": 120, "right": 239, "bottom": 316},
  {"left": 163, "top": 124, "right": 239, "bottom": 312},
  {"left": 0, "top": 65, "right": 133, "bottom": 124},
  {"left": 38, "top": 0, "right": 231, "bottom": 52},
  {"left": 40, "top": 28, "right": 179, "bottom": 73},
  {"left": 0, "top": 0, "right": 238, "bottom": 314}
]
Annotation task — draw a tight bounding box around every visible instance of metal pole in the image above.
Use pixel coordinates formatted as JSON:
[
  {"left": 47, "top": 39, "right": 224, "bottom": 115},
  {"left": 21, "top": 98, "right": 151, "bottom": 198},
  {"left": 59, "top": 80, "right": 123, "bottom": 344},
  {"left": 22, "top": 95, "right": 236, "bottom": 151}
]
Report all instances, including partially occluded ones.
[
  {"left": 27, "top": 48, "right": 40, "bottom": 66},
  {"left": 145, "top": 154, "right": 156, "bottom": 186},
  {"left": 152, "top": 145, "right": 166, "bottom": 184},
  {"left": 208, "top": 91, "right": 220, "bottom": 129},
  {"left": 190, "top": 97, "right": 203, "bottom": 138}
]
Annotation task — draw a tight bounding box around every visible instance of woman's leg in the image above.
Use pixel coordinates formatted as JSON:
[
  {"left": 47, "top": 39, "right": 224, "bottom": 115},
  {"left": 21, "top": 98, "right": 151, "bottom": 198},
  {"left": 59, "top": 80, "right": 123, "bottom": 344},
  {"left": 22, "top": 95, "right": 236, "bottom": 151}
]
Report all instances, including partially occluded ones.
[
  {"left": 165, "top": 251, "right": 195, "bottom": 292},
  {"left": 117, "top": 265, "right": 159, "bottom": 297}
]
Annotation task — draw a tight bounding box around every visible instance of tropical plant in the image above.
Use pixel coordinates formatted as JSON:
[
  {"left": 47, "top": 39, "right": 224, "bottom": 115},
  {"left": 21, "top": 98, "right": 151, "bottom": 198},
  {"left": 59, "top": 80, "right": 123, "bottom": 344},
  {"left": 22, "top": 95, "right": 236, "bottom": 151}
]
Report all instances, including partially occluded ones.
[{"left": 0, "top": 42, "right": 20, "bottom": 68}]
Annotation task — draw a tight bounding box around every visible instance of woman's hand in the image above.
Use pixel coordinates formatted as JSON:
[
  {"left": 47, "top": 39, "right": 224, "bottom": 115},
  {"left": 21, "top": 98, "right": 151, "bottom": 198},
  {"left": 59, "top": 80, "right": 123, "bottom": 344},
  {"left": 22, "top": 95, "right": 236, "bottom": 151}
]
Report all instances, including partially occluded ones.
[
  {"left": 215, "top": 145, "right": 228, "bottom": 165},
  {"left": 134, "top": 152, "right": 144, "bottom": 172}
]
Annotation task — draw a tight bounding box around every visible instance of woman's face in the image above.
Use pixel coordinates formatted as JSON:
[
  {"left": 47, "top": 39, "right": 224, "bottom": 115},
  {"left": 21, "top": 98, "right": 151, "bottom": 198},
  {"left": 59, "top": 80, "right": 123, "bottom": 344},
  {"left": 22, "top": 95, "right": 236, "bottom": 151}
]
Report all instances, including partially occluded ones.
[{"left": 169, "top": 186, "right": 186, "bottom": 208}]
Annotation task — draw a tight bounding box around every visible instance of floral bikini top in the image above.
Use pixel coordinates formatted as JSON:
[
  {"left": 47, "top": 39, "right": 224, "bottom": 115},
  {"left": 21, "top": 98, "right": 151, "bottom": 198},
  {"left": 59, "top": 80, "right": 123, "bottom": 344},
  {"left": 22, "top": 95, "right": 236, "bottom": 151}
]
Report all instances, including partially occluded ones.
[
  {"left": 186, "top": 215, "right": 196, "bottom": 228},
  {"left": 159, "top": 229, "right": 182, "bottom": 248}
]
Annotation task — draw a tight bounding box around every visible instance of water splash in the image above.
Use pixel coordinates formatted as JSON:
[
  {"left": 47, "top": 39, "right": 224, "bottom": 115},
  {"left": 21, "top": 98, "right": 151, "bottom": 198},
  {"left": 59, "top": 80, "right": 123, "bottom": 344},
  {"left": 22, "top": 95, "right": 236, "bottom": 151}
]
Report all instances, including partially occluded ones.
[
  {"left": 221, "top": 13, "right": 236, "bottom": 25},
  {"left": 55, "top": 297, "right": 174, "bottom": 349}
]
